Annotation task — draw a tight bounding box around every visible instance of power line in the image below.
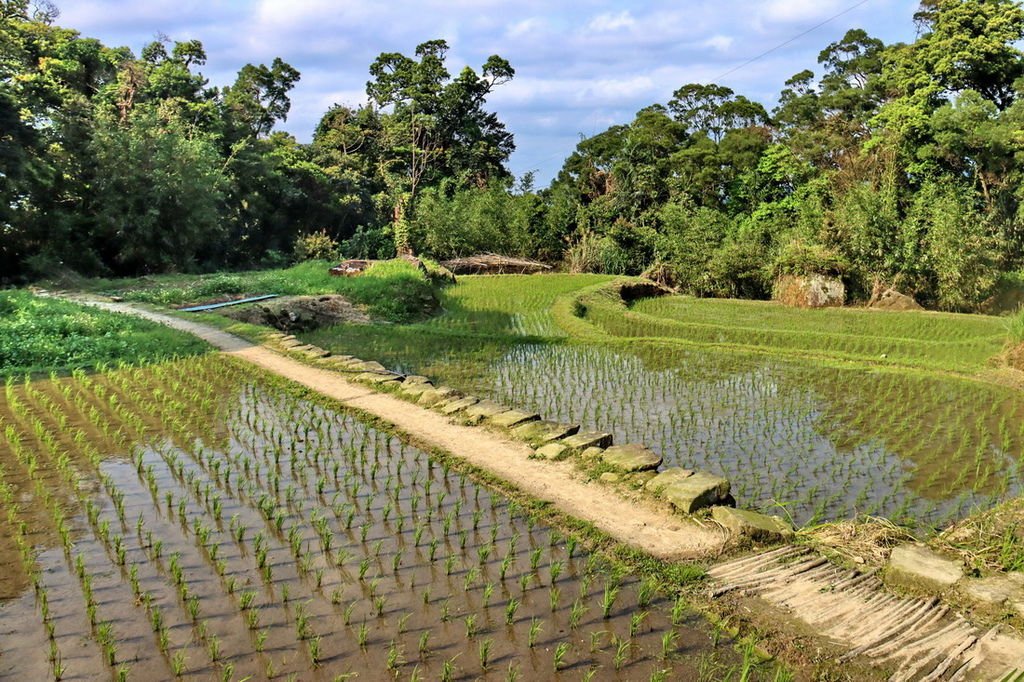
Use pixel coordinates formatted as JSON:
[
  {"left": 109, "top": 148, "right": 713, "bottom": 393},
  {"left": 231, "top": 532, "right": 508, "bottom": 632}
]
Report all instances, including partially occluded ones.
[{"left": 712, "top": 0, "right": 873, "bottom": 82}]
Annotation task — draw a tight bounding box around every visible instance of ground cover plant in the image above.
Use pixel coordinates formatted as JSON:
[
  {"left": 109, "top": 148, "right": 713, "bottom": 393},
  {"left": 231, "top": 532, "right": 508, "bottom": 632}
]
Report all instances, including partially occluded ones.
[
  {"left": 0, "top": 291, "right": 209, "bottom": 378},
  {"left": 74, "top": 259, "right": 443, "bottom": 323},
  {"left": 0, "top": 355, "right": 780, "bottom": 680},
  {"left": 298, "top": 274, "right": 1024, "bottom": 530}
]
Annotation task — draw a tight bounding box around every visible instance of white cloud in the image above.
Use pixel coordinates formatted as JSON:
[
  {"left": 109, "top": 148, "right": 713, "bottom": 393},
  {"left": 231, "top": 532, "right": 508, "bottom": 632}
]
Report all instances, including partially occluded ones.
[
  {"left": 759, "top": 0, "right": 844, "bottom": 24},
  {"left": 507, "top": 17, "right": 544, "bottom": 38},
  {"left": 702, "top": 34, "right": 734, "bottom": 52},
  {"left": 586, "top": 11, "right": 636, "bottom": 32}
]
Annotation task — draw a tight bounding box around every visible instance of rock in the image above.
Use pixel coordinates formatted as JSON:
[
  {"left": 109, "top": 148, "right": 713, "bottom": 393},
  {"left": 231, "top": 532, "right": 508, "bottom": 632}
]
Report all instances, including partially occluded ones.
[
  {"left": 419, "top": 387, "right": 459, "bottom": 407},
  {"left": 351, "top": 360, "right": 388, "bottom": 373},
  {"left": 659, "top": 472, "right": 731, "bottom": 514},
  {"left": 628, "top": 471, "right": 658, "bottom": 486},
  {"left": 534, "top": 443, "right": 569, "bottom": 460},
  {"left": 440, "top": 397, "right": 479, "bottom": 415},
  {"left": 401, "top": 382, "right": 434, "bottom": 397},
  {"left": 302, "top": 346, "right": 331, "bottom": 358},
  {"left": 887, "top": 544, "right": 963, "bottom": 590},
  {"left": 464, "top": 401, "right": 508, "bottom": 419},
  {"left": 645, "top": 467, "right": 695, "bottom": 493},
  {"left": 580, "top": 446, "right": 605, "bottom": 461},
  {"left": 712, "top": 507, "right": 793, "bottom": 542},
  {"left": 868, "top": 285, "right": 923, "bottom": 311},
  {"left": 561, "top": 431, "right": 613, "bottom": 451},
  {"left": 511, "top": 420, "right": 580, "bottom": 445},
  {"left": 599, "top": 472, "right": 621, "bottom": 484},
  {"left": 280, "top": 339, "right": 303, "bottom": 349},
  {"left": 773, "top": 274, "right": 845, "bottom": 308},
  {"left": 962, "top": 573, "right": 1024, "bottom": 607},
  {"left": 489, "top": 410, "right": 540, "bottom": 429},
  {"left": 356, "top": 372, "right": 402, "bottom": 384},
  {"left": 402, "top": 375, "right": 431, "bottom": 386},
  {"left": 601, "top": 444, "right": 662, "bottom": 473}
]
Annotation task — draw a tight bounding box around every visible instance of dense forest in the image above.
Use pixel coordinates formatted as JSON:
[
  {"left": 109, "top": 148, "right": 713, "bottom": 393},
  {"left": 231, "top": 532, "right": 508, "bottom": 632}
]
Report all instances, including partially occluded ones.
[{"left": 3, "top": 0, "right": 1024, "bottom": 311}]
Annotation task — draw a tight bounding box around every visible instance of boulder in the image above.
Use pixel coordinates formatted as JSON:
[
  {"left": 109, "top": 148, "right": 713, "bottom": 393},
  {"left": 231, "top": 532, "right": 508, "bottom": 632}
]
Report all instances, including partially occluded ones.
[
  {"left": 868, "top": 284, "right": 923, "bottom": 311},
  {"left": 511, "top": 420, "right": 580, "bottom": 446},
  {"left": 464, "top": 400, "right": 508, "bottom": 419},
  {"left": 886, "top": 544, "right": 963, "bottom": 590},
  {"left": 645, "top": 467, "right": 695, "bottom": 493},
  {"left": 489, "top": 410, "right": 540, "bottom": 429},
  {"left": 534, "top": 443, "right": 569, "bottom": 460},
  {"left": 712, "top": 507, "right": 793, "bottom": 542},
  {"left": 659, "top": 471, "right": 731, "bottom": 514},
  {"left": 600, "top": 444, "right": 662, "bottom": 473},
  {"left": 773, "top": 274, "right": 845, "bottom": 308},
  {"left": 440, "top": 397, "right": 479, "bottom": 415},
  {"left": 561, "top": 431, "right": 613, "bottom": 451}
]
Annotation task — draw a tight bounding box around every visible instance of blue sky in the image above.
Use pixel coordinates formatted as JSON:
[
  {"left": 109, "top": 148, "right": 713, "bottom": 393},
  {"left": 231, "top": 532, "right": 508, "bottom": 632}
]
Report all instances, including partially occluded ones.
[{"left": 61, "top": 0, "right": 921, "bottom": 185}]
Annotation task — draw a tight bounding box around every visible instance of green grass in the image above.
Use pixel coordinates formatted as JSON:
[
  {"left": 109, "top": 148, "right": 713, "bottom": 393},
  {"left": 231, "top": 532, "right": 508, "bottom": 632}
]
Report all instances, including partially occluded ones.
[
  {"left": 0, "top": 291, "right": 209, "bottom": 376},
  {"left": 73, "top": 259, "right": 442, "bottom": 323},
  {"left": 620, "top": 295, "right": 1006, "bottom": 374}
]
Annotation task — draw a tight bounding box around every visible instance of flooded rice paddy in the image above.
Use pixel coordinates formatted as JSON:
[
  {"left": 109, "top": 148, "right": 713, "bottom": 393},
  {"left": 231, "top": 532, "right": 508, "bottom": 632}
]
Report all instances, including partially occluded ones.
[
  {"left": 0, "top": 357, "right": 755, "bottom": 681},
  {"left": 359, "top": 337, "right": 1024, "bottom": 530}
]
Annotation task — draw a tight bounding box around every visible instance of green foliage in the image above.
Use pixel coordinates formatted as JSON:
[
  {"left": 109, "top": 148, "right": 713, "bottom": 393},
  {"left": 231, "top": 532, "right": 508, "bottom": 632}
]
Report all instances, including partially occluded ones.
[
  {"left": 770, "top": 240, "right": 847, "bottom": 278},
  {"left": 414, "top": 183, "right": 538, "bottom": 259},
  {"left": 0, "top": 291, "right": 208, "bottom": 375},
  {"left": 294, "top": 230, "right": 341, "bottom": 262}
]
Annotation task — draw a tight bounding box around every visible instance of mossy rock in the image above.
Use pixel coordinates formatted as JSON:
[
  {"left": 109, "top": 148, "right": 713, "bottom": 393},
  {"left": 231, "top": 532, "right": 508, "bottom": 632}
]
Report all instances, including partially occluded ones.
[
  {"left": 711, "top": 506, "right": 792, "bottom": 542},
  {"left": 601, "top": 443, "right": 662, "bottom": 472},
  {"left": 440, "top": 396, "right": 479, "bottom": 415},
  {"left": 659, "top": 471, "right": 730, "bottom": 514},
  {"left": 534, "top": 443, "right": 569, "bottom": 460},
  {"left": 511, "top": 420, "right": 579, "bottom": 446},
  {"left": 464, "top": 400, "right": 508, "bottom": 419},
  {"left": 561, "top": 431, "right": 613, "bottom": 451},
  {"left": 489, "top": 410, "right": 540, "bottom": 429}
]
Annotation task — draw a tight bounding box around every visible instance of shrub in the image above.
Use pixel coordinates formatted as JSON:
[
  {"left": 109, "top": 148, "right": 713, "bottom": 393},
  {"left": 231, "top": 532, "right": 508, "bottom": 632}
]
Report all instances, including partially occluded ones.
[
  {"left": 770, "top": 240, "right": 847, "bottom": 278},
  {"left": 294, "top": 230, "right": 341, "bottom": 262}
]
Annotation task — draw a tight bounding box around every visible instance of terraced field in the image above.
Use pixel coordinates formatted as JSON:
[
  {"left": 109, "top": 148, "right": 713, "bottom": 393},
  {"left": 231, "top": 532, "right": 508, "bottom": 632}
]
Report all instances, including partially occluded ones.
[{"left": 304, "top": 275, "right": 1024, "bottom": 528}]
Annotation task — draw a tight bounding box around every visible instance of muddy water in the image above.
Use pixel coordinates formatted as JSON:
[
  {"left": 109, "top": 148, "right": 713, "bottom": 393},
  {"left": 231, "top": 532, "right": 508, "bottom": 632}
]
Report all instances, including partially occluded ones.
[{"left": 0, "top": 358, "right": 752, "bottom": 681}]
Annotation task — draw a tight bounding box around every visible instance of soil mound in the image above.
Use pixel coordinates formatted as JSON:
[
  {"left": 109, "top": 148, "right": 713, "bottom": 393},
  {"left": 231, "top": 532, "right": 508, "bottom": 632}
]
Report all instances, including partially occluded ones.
[{"left": 226, "top": 295, "right": 370, "bottom": 331}]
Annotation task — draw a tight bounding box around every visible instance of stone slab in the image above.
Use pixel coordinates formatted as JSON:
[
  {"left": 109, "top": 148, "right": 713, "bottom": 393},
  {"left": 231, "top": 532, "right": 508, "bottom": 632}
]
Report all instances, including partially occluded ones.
[
  {"left": 440, "top": 397, "right": 479, "bottom": 415},
  {"left": 280, "top": 339, "right": 302, "bottom": 349},
  {"left": 489, "top": 410, "right": 540, "bottom": 429},
  {"left": 356, "top": 372, "right": 402, "bottom": 384},
  {"left": 351, "top": 360, "right": 388, "bottom": 373},
  {"left": 302, "top": 347, "right": 331, "bottom": 358},
  {"left": 645, "top": 467, "right": 695, "bottom": 493},
  {"left": 561, "top": 431, "right": 613, "bottom": 451},
  {"left": 511, "top": 420, "right": 579, "bottom": 445},
  {"left": 534, "top": 443, "right": 569, "bottom": 460},
  {"left": 601, "top": 443, "right": 662, "bottom": 473},
  {"left": 419, "top": 387, "right": 459, "bottom": 407},
  {"left": 887, "top": 544, "right": 964, "bottom": 590},
  {"left": 962, "top": 574, "right": 1024, "bottom": 607},
  {"left": 599, "top": 472, "right": 621, "bottom": 484},
  {"left": 464, "top": 400, "right": 508, "bottom": 419},
  {"left": 401, "top": 382, "right": 434, "bottom": 397},
  {"left": 711, "top": 506, "right": 793, "bottom": 542},
  {"left": 580, "top": 446, "right": 605, "bottom": 461},
  {"left": 660, "top": 471, "right": 730, "bottom": 514}
]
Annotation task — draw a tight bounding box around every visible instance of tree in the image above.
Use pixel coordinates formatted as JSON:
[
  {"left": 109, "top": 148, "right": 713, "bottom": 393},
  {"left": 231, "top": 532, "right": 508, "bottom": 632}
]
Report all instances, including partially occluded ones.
[
  {"left": 366, "top": 39, "right": 515, "bottom": 255},
  {"left": 222, "top": 58, "right": 301, "bottom": 140}
]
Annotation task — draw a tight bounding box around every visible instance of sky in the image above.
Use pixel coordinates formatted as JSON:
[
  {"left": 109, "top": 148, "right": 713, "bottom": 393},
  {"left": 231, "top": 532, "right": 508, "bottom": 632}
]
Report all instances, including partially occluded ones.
[{"left": 59, "top": 0, "right": 922, "bottom": 186}]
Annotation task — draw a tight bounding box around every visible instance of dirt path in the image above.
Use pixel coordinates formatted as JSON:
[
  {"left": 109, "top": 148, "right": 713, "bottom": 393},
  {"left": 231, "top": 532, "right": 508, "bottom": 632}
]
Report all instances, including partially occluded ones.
[{"left": 76, "top": 299, "right": 729, "bottom": 561}]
